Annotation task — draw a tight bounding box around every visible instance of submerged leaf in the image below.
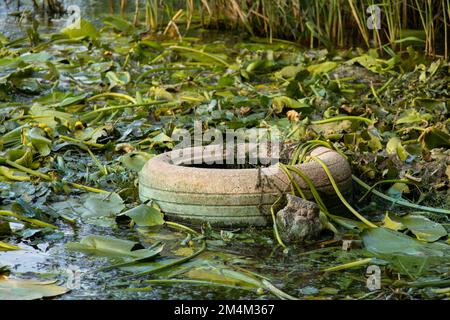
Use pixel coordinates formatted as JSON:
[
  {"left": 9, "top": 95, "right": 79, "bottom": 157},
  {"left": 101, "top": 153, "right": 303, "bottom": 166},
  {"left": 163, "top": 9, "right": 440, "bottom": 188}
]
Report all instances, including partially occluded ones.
[
  {"left": 362, "top": 227, "right": 450, "bottom": 257},
  {"left": 185, "top": 265, "right": 262, "bottom": 289},
  {"left": 66, "top": 235, "right": 162, "bottom": 260}
]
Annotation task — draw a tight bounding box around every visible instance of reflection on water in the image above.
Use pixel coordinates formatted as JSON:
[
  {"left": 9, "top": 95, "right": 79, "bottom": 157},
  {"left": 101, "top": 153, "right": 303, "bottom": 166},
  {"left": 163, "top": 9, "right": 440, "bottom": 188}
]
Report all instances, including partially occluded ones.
[{"left": 0, "top": 0, "right": 140, "bottom": 38}]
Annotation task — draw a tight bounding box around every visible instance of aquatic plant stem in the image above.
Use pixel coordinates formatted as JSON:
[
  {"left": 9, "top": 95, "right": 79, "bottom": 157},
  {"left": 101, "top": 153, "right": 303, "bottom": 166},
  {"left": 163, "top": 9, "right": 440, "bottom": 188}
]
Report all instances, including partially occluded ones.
[
  {"left": 165, "top": 221, "right": 200, "bottom": 236},
  {"left": 323, "top": 258, "right": 374, "bottom": 272},
  {"left": 358, "top": 179, "right": 415, "bottom": 203},
  {"left": 312, "top": 156, "right": 377, "bottom": 228},
  {"left": 0, "top": 158, "right": 52, "bottom": 181},
  {"left": 136, "top": 66, "right": 202, "bottom": 82},
  {"left": 311, "top": 116, "right": 373, "bottom": 125},
  {"left": 1, "top": 156, "right": 110, "bottom": 194},
  {"left": 81, "top": 100, "right": 176, "bottom": 120},
  {"left": 59, "top": 135, "right": 105, "bottom": 149},
  {"left": 68, "top": 182, "right": 109, "bottom": 194},
  {"left": 269, "top": 195, "right": 287, "bottom": 250},
  {"left": 87, "top": 93, "right": 137, "bottom": 104},
  {"left": 278, "top": 164, "right": 303, "bottom": 197},
  {"left": 352, "top": 175, "right": 450, "bottom": 215},
  {"left": 0, "top": 210, "right": 58, "bottom": 229},
  {"left": 0, "top": 241, "right": 21, "bottom": 251},
  {"left": 138, "top": 279, "right": 253, "bottom": 291},
  {"left": 169, "top": 46, "right": 230, "bottom": 67}
]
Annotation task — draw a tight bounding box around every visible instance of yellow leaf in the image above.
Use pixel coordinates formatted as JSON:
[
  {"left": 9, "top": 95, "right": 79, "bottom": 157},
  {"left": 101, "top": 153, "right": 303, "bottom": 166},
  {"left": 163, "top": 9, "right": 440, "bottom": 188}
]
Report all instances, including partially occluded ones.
[
  {"left": 0, "top": 166, "right": 30, "bottom": 181},
  {"left": 0, "top": 278, "right": 68, "bottom": 300},
  {"left": 0, "top": 241, "right": 21, "bottom": 251},
  {"left": 382, "top": 212, "right": 405, "bottom": 231},
  {"left": 174, "top": 247, "right": 194, "bottom": 257}
]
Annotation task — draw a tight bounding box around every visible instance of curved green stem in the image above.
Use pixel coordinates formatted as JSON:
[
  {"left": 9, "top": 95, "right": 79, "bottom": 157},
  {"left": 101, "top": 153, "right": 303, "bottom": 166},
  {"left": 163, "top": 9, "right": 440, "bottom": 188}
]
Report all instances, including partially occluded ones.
[
  {"left": 59, "top": 135, "right": 105, "bottom": 149},
  {"left": 67, "top": 182, "right": 109, "bottom": 194},
  {"left": 312, "top": 157, "right": 377, "bottom": 228},
  {"left": 88, "top": 93, "right": 137, "bottom": 104},
  {"left": 352, "top": 175, "right": 450, "bottom": 215},
  {"left": 169, "top": 46, "right": 230, "bottom": 67},
  {"left": 165, "top": 221, "right": 200, "bottom": 237},
  {"left": 81, "top": 101, "right": 175, "bottom": 120},
  {"left": 269, "top": 195, "right": 287, "bottom": 249},
  {"left": 323, "top": 258, "right": 374, "bottom": 272},
  {"left": 311, "top": 116, "right": 373, "bottom": 125},
  {"left": 358, "top": 179, "right": 416, "bottom": 203},
  {"left": 139, "top": 279, "right": 252, "bottom": 291},
  {"left": 0, "top": 210, "right": 58, "bottom": 229},
  {"left": 278, "top": 164, "right": 301, "bottom": 197},
  {"left": 0, "top": 158, "right": 52, "bottom": 181}
]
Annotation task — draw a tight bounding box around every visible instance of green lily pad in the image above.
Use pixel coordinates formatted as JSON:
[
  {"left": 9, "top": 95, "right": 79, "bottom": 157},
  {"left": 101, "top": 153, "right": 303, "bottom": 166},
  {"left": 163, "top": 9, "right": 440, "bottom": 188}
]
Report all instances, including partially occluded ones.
[
  {"left": 362, "top": 227, "right": 450, "bottom": 257},
  {"left": 61, "top": 19, "right": 99, "bottom": 39},
  {"left": 66, "top": 235, "right": 162, "bottom": 260},
  {"left": 121, "top": 204, "right": 164, "bottom": 227},
  {"left": 79, "top": 192, "right": 125, "bottom": 218}
]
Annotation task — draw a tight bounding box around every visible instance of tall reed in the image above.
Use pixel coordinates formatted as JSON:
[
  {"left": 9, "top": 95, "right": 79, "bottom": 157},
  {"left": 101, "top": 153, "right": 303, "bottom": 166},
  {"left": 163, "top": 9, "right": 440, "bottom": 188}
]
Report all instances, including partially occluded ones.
[{"left": 111, "top": 0, "right": 450, "bottom": 58}]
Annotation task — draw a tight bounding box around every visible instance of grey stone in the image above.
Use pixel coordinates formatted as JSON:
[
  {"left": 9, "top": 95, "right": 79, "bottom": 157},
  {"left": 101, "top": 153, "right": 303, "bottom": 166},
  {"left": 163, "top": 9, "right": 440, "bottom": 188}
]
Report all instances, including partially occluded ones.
[{"left": 276, "top": 194, "right": 323, "bottom": 243}]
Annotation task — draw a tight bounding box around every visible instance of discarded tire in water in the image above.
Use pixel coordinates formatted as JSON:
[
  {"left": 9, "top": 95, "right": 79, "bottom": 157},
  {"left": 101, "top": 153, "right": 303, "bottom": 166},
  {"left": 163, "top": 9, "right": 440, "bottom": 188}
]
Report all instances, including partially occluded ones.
[{"left": 138, "top": 146, "right": 352, "bottom": 226}]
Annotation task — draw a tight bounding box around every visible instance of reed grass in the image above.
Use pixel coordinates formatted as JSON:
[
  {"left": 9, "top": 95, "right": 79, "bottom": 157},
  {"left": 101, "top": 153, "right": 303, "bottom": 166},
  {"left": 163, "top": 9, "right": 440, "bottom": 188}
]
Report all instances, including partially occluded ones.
[{"left": 120, "top": 0, "right": 449, "bottom": 59}]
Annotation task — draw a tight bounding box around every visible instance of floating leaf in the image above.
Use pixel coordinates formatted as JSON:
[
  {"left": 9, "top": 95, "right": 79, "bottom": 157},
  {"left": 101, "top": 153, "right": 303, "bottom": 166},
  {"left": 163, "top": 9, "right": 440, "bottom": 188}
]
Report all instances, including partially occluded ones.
[
  {"left": 120, "top": 152, "right": 151, "bottom": 172},
  {"left": 121, "top": 204, "right": 164, "bottom": 227},
  {"left": 79, "top": 192, "right": 125, "bottom": 218},
  {"left": 27, "top": 127, "right": 52, "bottom": 156},
  {"left": 362, "top": 227, "right": 449, "bottom": 257},
  {"left": 66, "top": 235, "right": 162, "bottom": 260},
  {"left": 61, "top": 19, "right": 99, "bottom": 39},
  {"left": 106, "top": 71, "right": 131, "bottom": 88},
  {"left": 29, "top": 105, "right": 73, "bottom": 129},
  {"left": 306, "top": 61, "right": 337, "bottom": 74},
  {"left": 278, "top": 65, "right": 303, "bottom": 78},
  {"left": 174, "top": 247, "right": 194, "bottom": 257},
  {"left": 398, "top": 215, "right": 447, "bottom": 242},
  {"left": 395, "top": 109, "right": 432, "bottom": 125},
  {"left": 272, "top": 96, "right": 309, "bottom": 113},
  {"left": 420, "top": 127, "right": 450, "bottom": 149},
  {"left": 184, "top": 265, "right": 262, "bottom": 289},
  {"left": 0, "top": 278, "right": 68, "bottom": 300},
  {"left": 386, "top": 137, "right": 408, "bottom": 161},
  {"left": 382, "top": 212, "right": 405, "bottom": 231}
]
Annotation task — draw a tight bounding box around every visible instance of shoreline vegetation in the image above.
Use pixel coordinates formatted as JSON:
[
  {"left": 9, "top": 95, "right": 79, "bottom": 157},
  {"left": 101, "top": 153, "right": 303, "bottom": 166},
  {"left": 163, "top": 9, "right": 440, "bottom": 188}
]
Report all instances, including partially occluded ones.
[
  {"left": 98, "top": 0, "right": 450, "bottom": 59},
  {"left": 7, "top": 0, "right": 450, "bottom": 59}
]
